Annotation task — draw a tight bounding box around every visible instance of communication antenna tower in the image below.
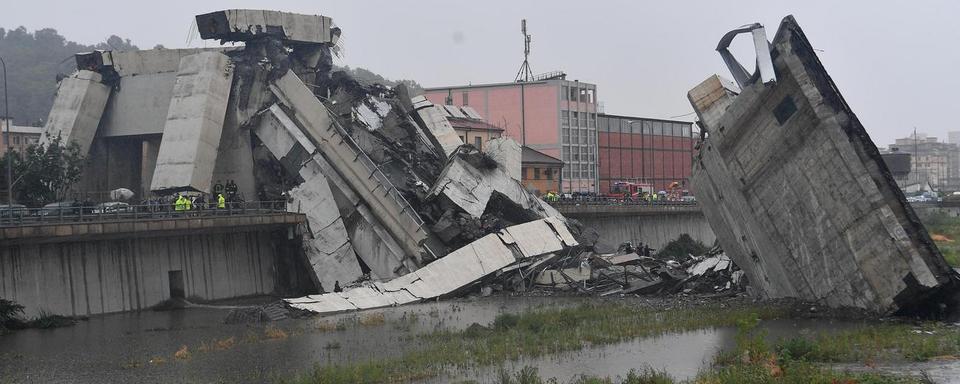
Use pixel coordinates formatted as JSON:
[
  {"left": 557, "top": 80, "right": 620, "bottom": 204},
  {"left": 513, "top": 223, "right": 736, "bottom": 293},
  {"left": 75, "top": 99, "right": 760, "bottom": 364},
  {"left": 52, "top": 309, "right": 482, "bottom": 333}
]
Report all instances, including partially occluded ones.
[{"left": 515, "top": 19, "right": 534, "bottom": 82}]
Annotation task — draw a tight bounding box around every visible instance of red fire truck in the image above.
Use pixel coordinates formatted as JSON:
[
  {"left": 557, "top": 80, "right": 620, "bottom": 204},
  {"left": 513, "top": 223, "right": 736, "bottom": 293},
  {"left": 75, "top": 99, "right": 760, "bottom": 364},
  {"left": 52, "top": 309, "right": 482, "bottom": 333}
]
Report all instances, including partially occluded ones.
[{"left": 606, "top": 181, "right": 653, "bottom": 200}]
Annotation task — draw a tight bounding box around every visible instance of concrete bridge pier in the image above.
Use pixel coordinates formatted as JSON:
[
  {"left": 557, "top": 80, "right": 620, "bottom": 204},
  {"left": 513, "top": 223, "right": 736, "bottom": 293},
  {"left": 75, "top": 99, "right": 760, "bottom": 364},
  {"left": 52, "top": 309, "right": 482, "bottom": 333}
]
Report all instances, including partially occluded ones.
[{"left": 556, "top": 203, "right": 716, "bottom": 251}]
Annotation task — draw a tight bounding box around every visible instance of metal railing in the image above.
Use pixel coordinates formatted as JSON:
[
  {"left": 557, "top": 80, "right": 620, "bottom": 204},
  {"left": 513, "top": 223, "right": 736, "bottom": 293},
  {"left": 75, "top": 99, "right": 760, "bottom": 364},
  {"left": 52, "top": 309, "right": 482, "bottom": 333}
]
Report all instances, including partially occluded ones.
[
  {"left": 0, "top": 200, "right": 290, "bottom": 227},
  {"left": 546, "top": 197, "right": 698, "bottom": 207}
]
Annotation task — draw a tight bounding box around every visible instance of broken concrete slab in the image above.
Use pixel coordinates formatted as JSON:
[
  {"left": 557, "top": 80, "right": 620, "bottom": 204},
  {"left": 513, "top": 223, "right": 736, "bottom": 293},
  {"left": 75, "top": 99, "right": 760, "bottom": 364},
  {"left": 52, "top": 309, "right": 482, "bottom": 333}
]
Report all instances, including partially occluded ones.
[
  {"left": 196, "top": 9, "right": 339, "bottom": 45},
  {"left": 410, "top": 96, "right": 464, "bottom": 157},
  {"left": 151, "top": 51, "right": 233, "bottom": 193},
  {"left": 689, "top": 15, "right": 958, "bottom": 314},
  {"left": 40, "top": 70, "right": 111, "bottom": 154},
  {"left": 271, "top": 70, "right": 435, "bottom": 261},
  {"left": 254, "top": 104, "right": 418, "bottom": 286},
  {"left": 288, "top": 162, "right": 364, "bottom": 290},
  {"left": 286, "top": 218, "right": 578, "bottom": 315},
  {"left": 76, "top": 48, "right": 233, "bottom": 78},
  {"left": 484, "top": 137, "right": 522, "bottom": 181},
  {"left": 429, "top": 153, "right": 563, "bottom": 220}
]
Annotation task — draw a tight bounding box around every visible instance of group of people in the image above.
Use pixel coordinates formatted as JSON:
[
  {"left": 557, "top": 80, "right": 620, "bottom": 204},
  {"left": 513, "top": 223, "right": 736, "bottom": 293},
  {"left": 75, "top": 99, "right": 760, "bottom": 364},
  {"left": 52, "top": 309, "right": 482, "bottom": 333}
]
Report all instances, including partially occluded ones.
[{"left": 173, "top": 193, "right": 226, "bottom": 212}]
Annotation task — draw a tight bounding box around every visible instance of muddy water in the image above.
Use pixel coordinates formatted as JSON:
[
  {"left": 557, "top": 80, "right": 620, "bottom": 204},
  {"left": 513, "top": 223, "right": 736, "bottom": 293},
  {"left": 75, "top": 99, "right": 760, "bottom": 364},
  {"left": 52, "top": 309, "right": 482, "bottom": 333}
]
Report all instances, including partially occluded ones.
[{"left": 0, "top": 296, "right": 956, "bottom": 383}]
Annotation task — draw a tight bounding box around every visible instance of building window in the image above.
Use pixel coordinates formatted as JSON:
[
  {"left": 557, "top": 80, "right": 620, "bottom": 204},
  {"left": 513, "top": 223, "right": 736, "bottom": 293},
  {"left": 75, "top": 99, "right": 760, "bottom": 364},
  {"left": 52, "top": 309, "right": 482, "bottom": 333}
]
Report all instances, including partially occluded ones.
[
  {"left": 588, "top": 114, "right": 596, "bottom": 128},
  {"left": 546, "top": 169, "right": 553, "bottom": 180},
  {"left": 580, "top": 89, "right": 594, "bottom": 103},
  {"left": 562, "top": 146, "right": 570, "bottom": 161},
  {"left": 562, "top": 128, "right": 569, "bottom": 144},
  {"left": 474, "top": 136, "right": 482, "bottom": 150},
  {"left": 462, "top": 92, "right": 469, "bottom": 106},
  {"left": 534, "top": 168, "right": 541, "bottom": 180},
  {"left": 13, "top": 136, "right": 19, "bottom": 145},
  {"left": 561, "top": 111, "right": 570, "bottom": 126},
  {"left": 653, "top": 121, "right": 663, "bottom": 135},
  {"left": 459, "top": 135, "right": 466, "bottom": 143},
  {"left": 562, "top": 86, "right": 569, "bottom": 101},
  {"left": 571, "top": 111, "right": 579, "bottom": 126}
]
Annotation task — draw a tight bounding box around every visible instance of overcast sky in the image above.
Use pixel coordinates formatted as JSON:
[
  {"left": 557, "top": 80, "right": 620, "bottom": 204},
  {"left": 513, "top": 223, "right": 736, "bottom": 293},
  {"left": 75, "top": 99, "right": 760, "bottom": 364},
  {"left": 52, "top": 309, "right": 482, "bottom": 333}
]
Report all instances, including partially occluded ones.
[{"left": 3, "top": 0, "right": 957, "bottom": 146}]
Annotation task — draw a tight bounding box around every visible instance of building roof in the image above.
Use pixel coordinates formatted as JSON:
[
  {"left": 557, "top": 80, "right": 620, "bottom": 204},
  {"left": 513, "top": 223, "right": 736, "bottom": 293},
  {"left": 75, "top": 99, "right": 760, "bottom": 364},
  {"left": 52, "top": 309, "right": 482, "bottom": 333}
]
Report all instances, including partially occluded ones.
[
  {"left": 5, "top": 125, "right": 43, "bottom": 134},
  {"left": 448, "top": 117, "right": 504, "bottom": 132},
  {"left": 881, "top": 152, "right": 911, "bottom": 176},
  {"left": 424, "top": 78, "right": 596, "bottom": 91},
  {"left": 521, "top": 146, "right": 563, "bottom": 166},
  {"left": 598, "top": 113, "right": 694, "bottom": 126}
]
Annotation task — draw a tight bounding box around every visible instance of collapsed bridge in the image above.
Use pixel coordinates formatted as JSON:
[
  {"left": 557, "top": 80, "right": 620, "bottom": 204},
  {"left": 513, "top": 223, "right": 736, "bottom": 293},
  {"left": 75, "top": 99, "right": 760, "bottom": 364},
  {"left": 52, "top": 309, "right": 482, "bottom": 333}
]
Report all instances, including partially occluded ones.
[{"left": 25, "top": 9, "right": 588, "bottom": 313}]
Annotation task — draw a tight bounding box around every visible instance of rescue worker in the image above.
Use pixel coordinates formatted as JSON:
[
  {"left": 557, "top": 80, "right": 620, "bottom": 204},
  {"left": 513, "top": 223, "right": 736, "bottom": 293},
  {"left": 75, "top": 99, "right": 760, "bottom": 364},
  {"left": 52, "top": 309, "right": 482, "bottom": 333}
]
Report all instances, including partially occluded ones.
[
  {"left": 217, "top": 193, "right": 226, "bottom": 209},
  {"left": 184, "top": 195, "right": 192, "bottom": 211}
]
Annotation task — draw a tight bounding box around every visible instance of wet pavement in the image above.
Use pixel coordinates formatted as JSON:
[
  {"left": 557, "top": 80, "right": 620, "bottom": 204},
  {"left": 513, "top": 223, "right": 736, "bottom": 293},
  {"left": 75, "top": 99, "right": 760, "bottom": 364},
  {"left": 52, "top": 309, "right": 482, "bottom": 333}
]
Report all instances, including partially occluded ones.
[{"left": 1, "top": 296, "right": 958, "bottom": 383}]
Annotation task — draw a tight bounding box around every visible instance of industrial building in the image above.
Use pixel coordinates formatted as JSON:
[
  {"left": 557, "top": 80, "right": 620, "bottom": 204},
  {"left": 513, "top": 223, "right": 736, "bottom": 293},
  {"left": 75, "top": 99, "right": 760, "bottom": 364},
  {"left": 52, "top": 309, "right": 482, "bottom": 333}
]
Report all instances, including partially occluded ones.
[
  {"left": 423, "top": 77, "right": 599, "bottom": 193},
  {"left": 888, "top": 133, "right": 959, "bottom": 191},
  {"left": 596, "top": 114, "right": 694, "bottom": 193}
]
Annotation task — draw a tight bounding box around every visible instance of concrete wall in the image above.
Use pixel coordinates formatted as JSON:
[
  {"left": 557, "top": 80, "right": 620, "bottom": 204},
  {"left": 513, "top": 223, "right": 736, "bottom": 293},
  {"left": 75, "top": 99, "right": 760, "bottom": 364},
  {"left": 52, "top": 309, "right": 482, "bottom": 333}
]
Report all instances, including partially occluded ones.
[
  {"left": 0, "top": 230, "right": 307, "bottom": 317},
  {"left": 569, "top": 212, "right": 715, "bottom": 251}
]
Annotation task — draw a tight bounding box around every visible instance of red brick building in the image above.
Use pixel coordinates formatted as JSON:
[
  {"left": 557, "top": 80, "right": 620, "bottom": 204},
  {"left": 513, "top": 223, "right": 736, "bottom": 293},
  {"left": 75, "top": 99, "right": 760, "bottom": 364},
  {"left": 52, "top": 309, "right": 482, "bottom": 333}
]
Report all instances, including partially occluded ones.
[{"left": 597, "top": 114, "right": 694, "bottom": 193}]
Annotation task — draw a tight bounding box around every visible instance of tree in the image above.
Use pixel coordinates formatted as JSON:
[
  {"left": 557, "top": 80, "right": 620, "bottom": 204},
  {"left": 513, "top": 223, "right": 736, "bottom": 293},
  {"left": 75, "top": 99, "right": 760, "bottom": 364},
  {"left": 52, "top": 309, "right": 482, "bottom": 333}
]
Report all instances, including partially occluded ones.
[
  {"left": 0, "top": 27, "right": 139, "bottom": 126},
  {"left": 0, "top": 135, "right": 85, "bottom": 207}
]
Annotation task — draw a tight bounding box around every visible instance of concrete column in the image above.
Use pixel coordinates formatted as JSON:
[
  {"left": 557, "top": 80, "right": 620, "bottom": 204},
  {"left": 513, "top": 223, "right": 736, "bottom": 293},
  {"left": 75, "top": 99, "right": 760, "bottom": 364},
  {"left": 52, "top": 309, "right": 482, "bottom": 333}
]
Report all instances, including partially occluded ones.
[
  {"left": 151, "top": 52, "right": 233, "bottom": 193},
  {"left": 40, "top": 70, "right": 111, "bottom": 155},
  {"left": 140, "top": 138, "right": 160, "bottom": 197}
]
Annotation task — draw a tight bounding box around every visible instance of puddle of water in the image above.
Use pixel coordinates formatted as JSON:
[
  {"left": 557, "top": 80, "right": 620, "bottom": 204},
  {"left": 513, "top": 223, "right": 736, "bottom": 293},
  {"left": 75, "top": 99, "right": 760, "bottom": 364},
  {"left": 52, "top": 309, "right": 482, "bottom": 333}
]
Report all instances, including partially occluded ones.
[
  {"left": 0, "top": 297, "right": 588, "bottom": 383},
  {"left": 436, "top": 318, "right": 873, "bottom": 383}
]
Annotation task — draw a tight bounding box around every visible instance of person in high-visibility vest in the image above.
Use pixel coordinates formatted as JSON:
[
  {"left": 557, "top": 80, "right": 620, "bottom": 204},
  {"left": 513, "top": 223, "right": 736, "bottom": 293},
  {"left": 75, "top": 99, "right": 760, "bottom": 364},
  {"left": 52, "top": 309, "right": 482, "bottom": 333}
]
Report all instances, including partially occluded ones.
[
  {"left": 184, "top": 196, "right": 192, "bottom": 211},
  {"left": 217, "top": 193, "right": 226, "bottom": 209},
  {"left": 175, "top": 194, "right": 184, "bottom": 211}
]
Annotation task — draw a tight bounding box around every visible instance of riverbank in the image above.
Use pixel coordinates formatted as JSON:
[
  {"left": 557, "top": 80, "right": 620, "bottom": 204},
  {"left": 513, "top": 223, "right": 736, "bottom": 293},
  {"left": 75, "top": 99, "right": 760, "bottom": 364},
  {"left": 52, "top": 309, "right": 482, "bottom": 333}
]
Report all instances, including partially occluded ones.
[
  {"left": 281, "top": 296, "right": 958, "bottom": 384},
  {"left": 2, "top": 295, "right": 957, "bottom": 383}
]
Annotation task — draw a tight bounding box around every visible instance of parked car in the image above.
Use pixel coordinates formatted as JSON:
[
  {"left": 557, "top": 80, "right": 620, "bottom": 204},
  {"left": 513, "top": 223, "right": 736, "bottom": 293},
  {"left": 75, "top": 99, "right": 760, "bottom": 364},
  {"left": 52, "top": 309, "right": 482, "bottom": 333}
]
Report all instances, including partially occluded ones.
[
  {"left": 92, "top": 201, "right": 133, "bottom": 214},
  {"left": 0, "top": 204, "right": 28, "bottom": 218},
  {"left": 37, "top": 202, "right": 78, "bottom": 217}
]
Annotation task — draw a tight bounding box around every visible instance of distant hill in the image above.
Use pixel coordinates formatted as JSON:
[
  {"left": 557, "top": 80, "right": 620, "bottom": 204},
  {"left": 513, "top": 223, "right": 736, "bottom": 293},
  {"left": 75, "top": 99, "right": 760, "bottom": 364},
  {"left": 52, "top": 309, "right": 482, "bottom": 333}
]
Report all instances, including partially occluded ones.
[
  {"left": 0, "top": 27, "right": 421, "bottom": 127},
  {"left": 0, "top": 27, "right": 138, "bottom": 126}
]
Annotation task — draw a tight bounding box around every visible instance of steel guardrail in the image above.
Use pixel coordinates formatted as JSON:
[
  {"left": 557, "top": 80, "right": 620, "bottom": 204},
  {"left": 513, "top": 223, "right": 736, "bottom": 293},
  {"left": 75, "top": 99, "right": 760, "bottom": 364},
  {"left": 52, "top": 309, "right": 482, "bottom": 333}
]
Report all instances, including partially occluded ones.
[{"left": 0, "top": 200, "right": 291, "bottom": 227}]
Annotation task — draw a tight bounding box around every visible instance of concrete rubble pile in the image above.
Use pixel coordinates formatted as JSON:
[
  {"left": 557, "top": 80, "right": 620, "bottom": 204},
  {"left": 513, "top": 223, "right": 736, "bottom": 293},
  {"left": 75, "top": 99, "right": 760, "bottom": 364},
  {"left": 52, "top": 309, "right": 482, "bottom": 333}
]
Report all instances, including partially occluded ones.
[
  {"left": 688, "top": 15, "right": 959, "bottom": 315},
  {"left": 40, "top": 9, "right": 590, "bottom": 315},
  {"left": 681, "top": 247, "right": 746, "bottom": 295},
  {"left": 511, "top": 243, "right": 746, "bottom": 297}
]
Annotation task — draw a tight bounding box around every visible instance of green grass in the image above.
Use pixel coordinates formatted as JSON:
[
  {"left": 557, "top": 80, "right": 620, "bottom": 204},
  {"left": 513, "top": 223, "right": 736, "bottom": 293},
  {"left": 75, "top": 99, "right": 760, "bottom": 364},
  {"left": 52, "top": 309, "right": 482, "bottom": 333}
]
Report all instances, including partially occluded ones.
[
  {"left": 918, "top": 211, "right": 960, "bottom": 267},
  {"left": 776, "top": 323, "right": 960, "bottom": 363},
  {"left": 282, "top": 302, "right": 788, "bottom": 383},
  {"left": 698, "top": 320, "right": 934, "bottom": 384},
  {"left": 281, "top": 301, "right": 957, "bottom": 384},
  {"left": 476, "top": 363, "right": 920, "bottom": 384}
]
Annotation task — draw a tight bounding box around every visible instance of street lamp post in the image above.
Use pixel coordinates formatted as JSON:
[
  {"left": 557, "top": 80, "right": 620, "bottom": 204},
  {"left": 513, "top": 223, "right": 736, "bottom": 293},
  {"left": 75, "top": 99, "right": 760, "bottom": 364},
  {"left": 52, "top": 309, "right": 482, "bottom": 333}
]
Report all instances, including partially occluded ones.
[
  {"left": 0, "top": 56, "right": 10, "bottom": 207},
  {"left": 627, "top": 120, "right": 644, "bottom": 186}
]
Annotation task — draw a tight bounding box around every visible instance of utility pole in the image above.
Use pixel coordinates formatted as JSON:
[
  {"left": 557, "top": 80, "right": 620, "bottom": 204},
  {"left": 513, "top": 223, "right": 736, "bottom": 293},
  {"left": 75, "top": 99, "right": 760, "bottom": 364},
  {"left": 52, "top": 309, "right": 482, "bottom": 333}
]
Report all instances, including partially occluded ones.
[
  {"left": 515, "top": 20, "right": 533, "bottom": 147},
  {"left": 1, "top": 56, "right": 10, "bottom": 206}
]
